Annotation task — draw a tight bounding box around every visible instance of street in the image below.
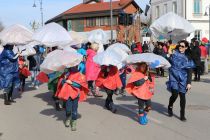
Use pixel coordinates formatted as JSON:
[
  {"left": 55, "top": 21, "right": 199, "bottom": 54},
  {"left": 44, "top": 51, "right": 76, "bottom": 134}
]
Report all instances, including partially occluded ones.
[{"left": 0, "top": 76, "right": 210, "bottom": 140}]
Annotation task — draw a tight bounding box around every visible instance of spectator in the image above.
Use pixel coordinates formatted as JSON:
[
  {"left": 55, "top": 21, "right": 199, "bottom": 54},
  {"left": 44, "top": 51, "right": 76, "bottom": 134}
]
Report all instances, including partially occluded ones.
[
  {"left": 142, "top": 41, "right": 149, "bottom": 53},
  {"left": 148, "top": 41, "right": 155, "bottom": 52},
  {"left": 153, "top": 42, "right": 166, "bottom": 77},
  {"left": 199, "top": 39, "right": 208, "bottom": 74},
  {"left": 201, "top": 38, "right": 209, "bottom": 74},
  {"left": 190, "top": 40, "right": 201, "bottom": 81}
]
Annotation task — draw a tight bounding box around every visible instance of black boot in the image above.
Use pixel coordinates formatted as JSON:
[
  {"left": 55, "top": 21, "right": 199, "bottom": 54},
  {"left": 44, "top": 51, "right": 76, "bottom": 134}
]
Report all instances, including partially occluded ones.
[
  {"left": 4, "top": 93, "right": 11, "bottom": 105},
  {"left": 109, "top": 102, "right": 117, "bottom": 113},
  {"left": 105, "top": 99, "right": 110, "bottom": 110},
  {"left": 62, "top": 101, "right": 66, "bottom": 109},
  {"left": 119, "top": 88, "right": 126, "bottom": 96},
  {"left": 168, "top": 106, "right": 173, "bottom": 117},
  {"left": 180, "top": 111, "right": 187, "bottom": 122},
  {"left": 8, "top": 92, "right": 16, "bottom": 103},
  {"left": 55, "top": 102, "right": 62, "bottom": 111}
]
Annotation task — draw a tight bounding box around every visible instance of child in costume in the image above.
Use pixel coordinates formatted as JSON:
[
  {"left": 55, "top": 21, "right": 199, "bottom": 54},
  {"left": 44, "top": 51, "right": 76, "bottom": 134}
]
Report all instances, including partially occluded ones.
[
  {"left": 126, "top": 63, "right": 155, "bottom": 125},
  {"left": 96, "top": 65, "right": 122, "bottom": 113},
  {"left": 47, "top": 71, "right": 63, "bottom": 111},
  {"left": 18, "top": 56, "right": 31, "bottom": 92},
  {"left": 55, "top": 67, "right": 88, "bottom": 131}
]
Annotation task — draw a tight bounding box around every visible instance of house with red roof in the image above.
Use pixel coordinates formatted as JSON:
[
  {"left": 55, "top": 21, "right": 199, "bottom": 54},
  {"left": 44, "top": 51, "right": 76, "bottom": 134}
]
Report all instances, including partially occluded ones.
[{"left": 46, "top": 0, "right": 142, "bottom": 43}]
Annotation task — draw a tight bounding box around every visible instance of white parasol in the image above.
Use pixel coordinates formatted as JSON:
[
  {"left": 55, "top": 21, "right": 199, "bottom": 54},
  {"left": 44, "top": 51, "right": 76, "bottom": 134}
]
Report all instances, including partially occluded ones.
[
  {"left": 0, "top": 24, "right": 33, "bottom": 45},
  {"left": 88, "top": 29, "right": 109, "bottom": 45},
  {"left": 69, "top": 31, "right": 88, "bottom": 45},
  {"left": 126, "top": 53, "right": 171, "bottom": 68},
  {"left": 32, "top": 22, "right": 73, "bottom": 47},
  {"left": 93, "top": 50, "right": 125, "bottom": 69},
  {"left": 150, "top": 12, "right": 195, "bottom": 41},
  {"left": 40, "top": 50, "right": 82, "bottom": 74},
  {"left": 107, "top": 43, "right": 131, "bottom": 54},
  {"left": 63, "top": 46, "right": 77, "bottom": 53}
]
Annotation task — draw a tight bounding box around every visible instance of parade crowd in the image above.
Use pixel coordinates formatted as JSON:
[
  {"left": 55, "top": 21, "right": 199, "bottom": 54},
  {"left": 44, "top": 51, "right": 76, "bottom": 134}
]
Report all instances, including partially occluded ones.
[{"left": 0, "top": 36, "right": 209, "bottom": 131}]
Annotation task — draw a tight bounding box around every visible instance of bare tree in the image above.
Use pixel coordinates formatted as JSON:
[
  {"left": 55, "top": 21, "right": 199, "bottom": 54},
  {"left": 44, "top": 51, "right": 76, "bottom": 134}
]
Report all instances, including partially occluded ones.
[{"left": 0, "top": 21, "right": 4, "bottom": 32}]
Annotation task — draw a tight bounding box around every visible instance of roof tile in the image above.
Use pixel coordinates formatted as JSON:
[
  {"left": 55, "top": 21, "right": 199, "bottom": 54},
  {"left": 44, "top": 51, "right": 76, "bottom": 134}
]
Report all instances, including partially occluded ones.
[{"left": 63, "top": 0, "right": 132, "bottom": 14}]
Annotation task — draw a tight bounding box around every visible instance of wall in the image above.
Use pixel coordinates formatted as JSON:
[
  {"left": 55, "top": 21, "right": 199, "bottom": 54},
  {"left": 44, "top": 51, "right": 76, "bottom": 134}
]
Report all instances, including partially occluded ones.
[
  {"left": 124, "top": 3, "right": 138, "bottom": 13},
  {"left": 186, "top": 0, "right": 209, "bottom": 21},
  {"left": 151, "top": 0, "right": 184, "bottom": 22},
  {"left": 186, "top": 0, "right": 209, "bottom": 40}
]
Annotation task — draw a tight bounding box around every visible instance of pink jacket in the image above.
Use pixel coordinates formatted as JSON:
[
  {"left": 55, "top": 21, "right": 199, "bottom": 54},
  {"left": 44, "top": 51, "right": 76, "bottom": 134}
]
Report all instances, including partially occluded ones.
[{"left": 85, "top": 49, "right": 101, "bottom": 81}]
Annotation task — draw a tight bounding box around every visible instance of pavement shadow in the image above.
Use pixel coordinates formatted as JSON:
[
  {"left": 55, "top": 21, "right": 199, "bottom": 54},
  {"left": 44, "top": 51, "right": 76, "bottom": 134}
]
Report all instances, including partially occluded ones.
[
  {"left": 200, "top": 78, "right": 210, "bottom": 83},
  {"left": 116, "top": 95, "right": 136, "bottom": 101},
  {"left": 151, "top": 102, "right": 168, "bottom": 117},
  {"left": 86, "top": 97, "right": 138, "bottom": 122},
  {"left": 0, "top": 89, "right": 22, "bottom": 100},
  {"left": 34, "top": 91, "right": 81, "bottom": 122},
  {"left": 0, "top": 132, "right": 2, "bottom": 140}
]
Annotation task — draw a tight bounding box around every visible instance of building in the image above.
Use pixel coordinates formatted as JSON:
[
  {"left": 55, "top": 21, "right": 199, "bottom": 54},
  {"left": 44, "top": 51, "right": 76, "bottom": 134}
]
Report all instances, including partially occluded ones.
[
  {"left": 46, "top": 0, "right": 142, "bottom": 43},
  {"left": 151, "top": 0, "right": 210, "bottom": 41},
  {"left": 185, "top": 0, "right": 209, "bottom": 40}
]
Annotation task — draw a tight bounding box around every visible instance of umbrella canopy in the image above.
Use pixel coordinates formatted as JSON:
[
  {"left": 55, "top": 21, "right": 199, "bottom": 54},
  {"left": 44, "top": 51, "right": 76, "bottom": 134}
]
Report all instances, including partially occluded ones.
[
  {"left": 126, "top": 53, "right": 171, "bottom": 68},
  {"left": 13, "top": 46, "right": 36, "bottom": 56},
  {"left": 88, "top": 29, "right": 108, "bottom": 44},
  {"left": 69, "top": 31, "right": 88, "bottom": 44},
  {"left": 13, "top": 41, "right": 41, "bottom": 56},
  {"left": 63, "top": 46, "right": 77, "bottom": 53},
  {"left": 106, "top": 43, "right": 129, "bottom": 63},
  {"left": 93, "top": 50, "right": 125, "bottom": 69},
  {"left": 107, "top": 43, "right": 131, "bottom": 54},
  {"left": 40, "top": 50, "right": 82, "bottom": 74},
  {"left": 0, "top": 24, "right": 33, "bottom": 45},
  {"left": 32, "top": 22, "right": 73, "bottom": 47},
  {"left": 150, "top": 12, "right": 195, "bottom": 41}
]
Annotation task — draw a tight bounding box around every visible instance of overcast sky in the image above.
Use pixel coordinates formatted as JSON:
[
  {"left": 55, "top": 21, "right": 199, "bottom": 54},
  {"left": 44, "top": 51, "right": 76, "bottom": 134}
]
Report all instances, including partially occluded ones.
[{"left": 0, "top": 0, "right": 148, "bottom": 28}]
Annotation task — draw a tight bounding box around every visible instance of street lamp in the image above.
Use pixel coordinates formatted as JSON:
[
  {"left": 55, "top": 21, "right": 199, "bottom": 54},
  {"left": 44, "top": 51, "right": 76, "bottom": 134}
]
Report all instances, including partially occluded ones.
[
  {"left": 204, "top": 4, "right": 210, "bottom": 42},
  {"left": 33, "top": 0, "right": 44, "bottom": 26}
]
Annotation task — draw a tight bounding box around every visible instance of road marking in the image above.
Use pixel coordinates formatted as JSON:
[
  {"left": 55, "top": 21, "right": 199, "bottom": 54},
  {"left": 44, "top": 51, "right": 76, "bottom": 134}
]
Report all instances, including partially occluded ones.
[{"left": 115, "top": 102, "right": 163, "bottom": 125}]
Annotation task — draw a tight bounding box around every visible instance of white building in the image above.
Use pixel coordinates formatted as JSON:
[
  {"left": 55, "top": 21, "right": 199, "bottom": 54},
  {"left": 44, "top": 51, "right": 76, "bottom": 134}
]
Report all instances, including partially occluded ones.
[{"left": 151, "top": 0, "right": 210, "bottom": 41}]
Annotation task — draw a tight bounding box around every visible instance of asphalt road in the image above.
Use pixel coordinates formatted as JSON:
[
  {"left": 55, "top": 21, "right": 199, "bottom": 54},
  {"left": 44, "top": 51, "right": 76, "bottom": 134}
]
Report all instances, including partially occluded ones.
[{"left": 0, "top": 75, "right": 210, "bottom": 140}]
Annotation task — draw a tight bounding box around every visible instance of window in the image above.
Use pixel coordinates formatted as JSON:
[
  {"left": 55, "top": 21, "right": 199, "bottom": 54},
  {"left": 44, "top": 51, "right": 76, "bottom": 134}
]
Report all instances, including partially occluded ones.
[
  {"left": 100, "top": 17, "right": 110, "bottom": 26},
  {"left": 71, "top": 19, "right": 84, "bottom": 32},
  {"left": 67, "top": 20, "right": 72, "bottom": 31},
  {"left": 112, "top": 16, "right": 118, "bottom": 26},
  {"left": 96, "top": 17, "right": 100, "bottom": 26},
  {"left": 104, "top": 17, "right": 110, "bottom": 26},
  {"left": 155, "top": 6, "right": 160, "bottom": 18},
  {"left": 86, "top": 18, "right": 96, "bottom": 27},
  {"left": 164, "top": 4, "right": 167, "bottom": 14},
  {"left": 194, "top": 30, "right": 202, "bottom": 40},
  {"left": 194, "top": 0, "right": 201, "bottom": 14},
  {"left": 172, "top": 2, "right": 177, "bottom": 14}
]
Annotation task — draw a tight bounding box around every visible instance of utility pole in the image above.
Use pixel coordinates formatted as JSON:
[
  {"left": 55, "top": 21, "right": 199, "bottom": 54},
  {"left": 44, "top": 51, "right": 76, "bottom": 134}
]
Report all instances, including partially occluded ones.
[
  {"left": 110, "top": 0, "right": 113, "bottom": 44},
  {"left": 40, "top": 0, "right": 44, "bottom": 26}
]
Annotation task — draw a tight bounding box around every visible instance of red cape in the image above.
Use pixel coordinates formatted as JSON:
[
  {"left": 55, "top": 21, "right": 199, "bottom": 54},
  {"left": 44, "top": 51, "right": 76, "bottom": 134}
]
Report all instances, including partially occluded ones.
[
  {"left": 36, "top": 72, "right": 49, "bottom": 83},
  {"left": 96, "top": 66, "right": 122, "bottom": 90},
  {"left": 56, "top": 72, "right": 89, "bottom": 102},
  {"left": 126, "top": 71, "right": 155, "bottom": 100}
]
